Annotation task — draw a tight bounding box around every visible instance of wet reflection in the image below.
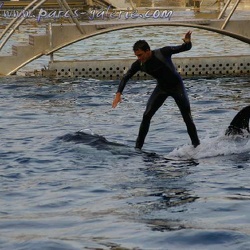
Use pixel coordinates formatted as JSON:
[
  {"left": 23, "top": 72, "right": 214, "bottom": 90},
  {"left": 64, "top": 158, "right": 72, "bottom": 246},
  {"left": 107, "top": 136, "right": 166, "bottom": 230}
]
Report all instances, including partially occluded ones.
[{"left": 122, "top": 153, "right": 200, "bottom": 231}]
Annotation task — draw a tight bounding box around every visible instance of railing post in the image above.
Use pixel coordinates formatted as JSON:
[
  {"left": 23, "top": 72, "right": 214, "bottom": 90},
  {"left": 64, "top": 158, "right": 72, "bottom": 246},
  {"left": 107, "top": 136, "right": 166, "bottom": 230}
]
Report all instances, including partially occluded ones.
[
  {"left": 193, "top": 0, "right": 201, "bottom": 13},
  {"left": 48, "top": 22, "right": 54, "bottom": 62},
  {"left": 218, "top": 0, "right": 232, "bottom": 19},
  {"left": 58, "top": 0, "right": 85, "bottom": 34},
  {"left": 221, "top": 0, "right": 241, "bottom": 29}
]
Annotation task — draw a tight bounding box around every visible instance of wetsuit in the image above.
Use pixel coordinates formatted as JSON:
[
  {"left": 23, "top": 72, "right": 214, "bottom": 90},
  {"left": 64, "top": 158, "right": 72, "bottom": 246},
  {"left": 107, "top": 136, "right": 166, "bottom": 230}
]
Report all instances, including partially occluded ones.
[{"left": 116, "top": 42, "right": 200, "bottom": 149}]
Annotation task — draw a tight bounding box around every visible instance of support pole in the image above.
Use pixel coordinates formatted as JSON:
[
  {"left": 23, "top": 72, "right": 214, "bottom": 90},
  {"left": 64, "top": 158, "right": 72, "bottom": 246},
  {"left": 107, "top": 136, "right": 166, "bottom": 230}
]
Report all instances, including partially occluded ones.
[
  {"left": 218, "top": 0, "right": 231, "bottom": 19},
  {"left": 221, "top": 0, "right": 241, "bottom": 29},
  {"left": 48, "top": 23, "right": 54, "bottom": 62},
  {"left": 57, "top": 0, "right": 85, "bottom": 34}
]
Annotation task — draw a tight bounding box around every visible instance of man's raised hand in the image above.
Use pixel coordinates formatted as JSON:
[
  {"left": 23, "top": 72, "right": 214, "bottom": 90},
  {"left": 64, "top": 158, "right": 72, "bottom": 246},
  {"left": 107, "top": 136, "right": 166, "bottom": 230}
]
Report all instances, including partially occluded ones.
[{"left": 183, "top": 30, "right": 192, "bottom": 43}]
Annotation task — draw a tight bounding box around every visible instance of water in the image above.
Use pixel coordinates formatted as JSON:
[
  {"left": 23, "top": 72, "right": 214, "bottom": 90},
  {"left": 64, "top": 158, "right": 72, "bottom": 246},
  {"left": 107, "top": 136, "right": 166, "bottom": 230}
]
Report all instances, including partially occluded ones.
[
  {"left": 0, "top": 7, "right": 250, "bottom": 249},
  {"left": 1, "top": 75, "right": 250, "bottom": 250}
]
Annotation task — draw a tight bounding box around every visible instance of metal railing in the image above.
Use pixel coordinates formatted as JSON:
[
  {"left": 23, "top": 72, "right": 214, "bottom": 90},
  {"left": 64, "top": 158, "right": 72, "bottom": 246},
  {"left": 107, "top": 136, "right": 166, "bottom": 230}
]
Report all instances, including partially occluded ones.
[
  {"left": 217, "top": 0, "right": 242, "bottom": 30},
  {"left": 0, "top": 0, "right": 84, "bottom": 51}
]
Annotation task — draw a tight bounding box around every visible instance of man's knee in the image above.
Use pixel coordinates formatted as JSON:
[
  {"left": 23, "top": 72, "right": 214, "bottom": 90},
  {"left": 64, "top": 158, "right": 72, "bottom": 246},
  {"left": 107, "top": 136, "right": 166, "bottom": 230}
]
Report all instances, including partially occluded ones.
[{"left": 142, "top": 112, "right": 153, "bottom": 124}]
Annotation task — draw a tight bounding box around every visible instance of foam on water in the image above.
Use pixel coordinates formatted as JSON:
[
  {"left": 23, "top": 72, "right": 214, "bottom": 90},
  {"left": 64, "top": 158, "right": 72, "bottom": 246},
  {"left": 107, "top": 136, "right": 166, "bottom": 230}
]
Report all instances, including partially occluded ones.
[{"left": 168, "top": 130, "right": 250, "bottom": 160}]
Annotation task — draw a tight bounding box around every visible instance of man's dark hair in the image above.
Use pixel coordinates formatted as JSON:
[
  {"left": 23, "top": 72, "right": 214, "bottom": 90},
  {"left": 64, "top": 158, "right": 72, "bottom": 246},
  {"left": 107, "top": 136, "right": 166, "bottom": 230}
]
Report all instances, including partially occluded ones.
[{"left": 133, "top": 40, "right": 150, "bottom": 52}]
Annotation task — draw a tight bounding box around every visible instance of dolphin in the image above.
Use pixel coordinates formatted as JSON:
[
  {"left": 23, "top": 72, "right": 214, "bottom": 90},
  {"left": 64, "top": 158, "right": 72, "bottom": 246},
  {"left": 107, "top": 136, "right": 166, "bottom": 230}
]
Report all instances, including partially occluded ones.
[
  {"left": 225, "top": 105, "right": 250, "bottom": 136},
  {"left": 60, "top": 106, "right": 250, "bottom": 153}
]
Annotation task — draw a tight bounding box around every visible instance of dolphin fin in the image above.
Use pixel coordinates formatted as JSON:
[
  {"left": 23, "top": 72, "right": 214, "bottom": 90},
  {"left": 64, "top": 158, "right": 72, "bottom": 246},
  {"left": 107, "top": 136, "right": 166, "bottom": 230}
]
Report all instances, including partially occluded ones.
[{"left": 225, "top": 105, "right": 250, "bottom": 136}]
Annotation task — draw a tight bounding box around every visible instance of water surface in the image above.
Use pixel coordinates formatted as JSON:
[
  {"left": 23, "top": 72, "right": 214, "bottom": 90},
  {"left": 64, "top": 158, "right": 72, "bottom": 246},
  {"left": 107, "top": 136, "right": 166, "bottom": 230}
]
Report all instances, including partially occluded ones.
[{"left": 0, "top": 76, "right": 250, "bottom": 249}]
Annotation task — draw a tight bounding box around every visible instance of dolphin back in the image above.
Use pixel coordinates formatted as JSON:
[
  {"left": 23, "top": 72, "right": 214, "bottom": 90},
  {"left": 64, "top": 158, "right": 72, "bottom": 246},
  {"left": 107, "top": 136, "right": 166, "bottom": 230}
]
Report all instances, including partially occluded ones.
[{"left": 225, "top": 105, "right": 250, "bottom": 136}]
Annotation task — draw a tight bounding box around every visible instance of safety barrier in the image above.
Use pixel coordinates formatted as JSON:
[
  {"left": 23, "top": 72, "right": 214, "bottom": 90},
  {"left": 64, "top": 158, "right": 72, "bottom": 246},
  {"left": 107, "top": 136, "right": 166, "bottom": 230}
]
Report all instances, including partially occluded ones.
[{"left": 45, "top": 55, "right": 250, "bottom": 78}]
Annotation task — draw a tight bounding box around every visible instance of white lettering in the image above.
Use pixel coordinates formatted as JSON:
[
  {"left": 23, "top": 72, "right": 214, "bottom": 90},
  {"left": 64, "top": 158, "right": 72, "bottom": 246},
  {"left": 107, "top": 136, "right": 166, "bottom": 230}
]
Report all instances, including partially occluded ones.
[
  {"left": 0, "top": 5, "right": 173, "bottom": 22},
  {"left": 37, "top": 9, "right": 47, "bottom": 22}
]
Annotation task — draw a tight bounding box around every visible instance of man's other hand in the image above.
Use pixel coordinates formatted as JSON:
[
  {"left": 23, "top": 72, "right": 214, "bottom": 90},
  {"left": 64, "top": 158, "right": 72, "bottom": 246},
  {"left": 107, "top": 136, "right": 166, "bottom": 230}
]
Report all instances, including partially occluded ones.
[{"left": 112, "top": 92, "right": 122, "bottom": 108}]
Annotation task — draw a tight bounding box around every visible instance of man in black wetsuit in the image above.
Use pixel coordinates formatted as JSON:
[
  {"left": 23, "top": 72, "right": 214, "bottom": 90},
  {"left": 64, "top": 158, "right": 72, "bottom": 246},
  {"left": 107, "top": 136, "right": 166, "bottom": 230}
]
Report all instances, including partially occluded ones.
[{"left": 112, "top": 31, "right": 200, "bottom": 149}]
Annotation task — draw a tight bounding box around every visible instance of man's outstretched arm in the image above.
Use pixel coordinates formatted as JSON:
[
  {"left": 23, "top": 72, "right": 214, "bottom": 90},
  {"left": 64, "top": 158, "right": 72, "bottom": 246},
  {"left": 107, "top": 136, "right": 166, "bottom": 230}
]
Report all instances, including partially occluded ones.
[
  {"left": 112, "top": 61, "right": 140, "bottom": 108},
  {"left": 161, "top": 30, "right": 192, "bottom": 56},
  {"left": 112, "top": 92, "right": 122, "bottom": 108}
]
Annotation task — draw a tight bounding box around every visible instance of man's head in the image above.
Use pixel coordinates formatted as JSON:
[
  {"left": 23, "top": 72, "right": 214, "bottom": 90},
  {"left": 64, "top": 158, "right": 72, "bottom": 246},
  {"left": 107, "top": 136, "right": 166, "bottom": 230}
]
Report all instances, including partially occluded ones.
[{"left": 133, "top": 40, "right": 152, "bottom": 63}]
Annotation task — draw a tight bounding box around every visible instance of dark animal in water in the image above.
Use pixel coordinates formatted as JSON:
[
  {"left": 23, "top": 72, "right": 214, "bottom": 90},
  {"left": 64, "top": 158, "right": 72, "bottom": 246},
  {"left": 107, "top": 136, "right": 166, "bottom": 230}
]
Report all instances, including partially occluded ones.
[{"left": 225, "top": 105, "right": 250, "bottom": 136}]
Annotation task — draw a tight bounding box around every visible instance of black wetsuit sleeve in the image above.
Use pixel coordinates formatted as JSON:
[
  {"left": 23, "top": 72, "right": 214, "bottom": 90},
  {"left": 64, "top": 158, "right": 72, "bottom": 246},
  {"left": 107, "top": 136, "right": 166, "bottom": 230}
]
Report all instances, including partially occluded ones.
[
  {"left": 161, "top": 42, "right": 192, "bottom": 56},
  {"left": 117, "top": 61, "right": 140, "bottom": 94}
]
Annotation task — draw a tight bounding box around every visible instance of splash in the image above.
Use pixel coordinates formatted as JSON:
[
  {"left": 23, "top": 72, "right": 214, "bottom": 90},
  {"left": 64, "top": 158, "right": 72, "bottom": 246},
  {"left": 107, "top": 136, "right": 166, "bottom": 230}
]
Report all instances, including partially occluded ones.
[{"left": 168, "top": 131, "right": 250, "bottom": 160}]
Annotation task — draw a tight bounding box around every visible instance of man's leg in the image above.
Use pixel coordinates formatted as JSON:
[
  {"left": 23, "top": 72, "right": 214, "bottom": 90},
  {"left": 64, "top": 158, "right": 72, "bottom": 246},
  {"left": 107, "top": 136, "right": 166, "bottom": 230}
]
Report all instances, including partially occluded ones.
[
  {"left": 173, "top": 91, "right": 200, "bottom": 147},
  {"left": 135, "top": 86, "right": 167, "bottom": 149}
]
